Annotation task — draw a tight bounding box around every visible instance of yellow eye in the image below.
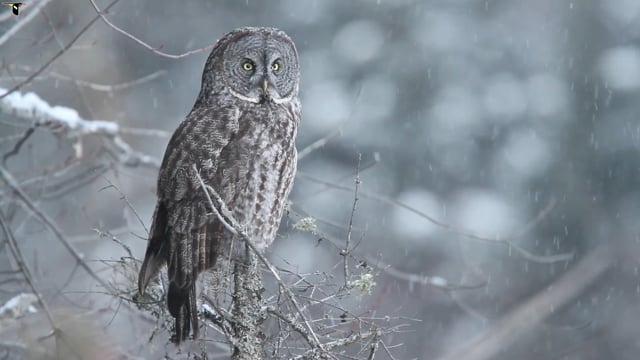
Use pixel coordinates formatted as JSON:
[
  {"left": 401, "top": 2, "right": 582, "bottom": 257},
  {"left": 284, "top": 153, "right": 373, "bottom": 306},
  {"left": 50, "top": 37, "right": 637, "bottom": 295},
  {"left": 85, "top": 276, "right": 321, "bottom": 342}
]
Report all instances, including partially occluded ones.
[
  {"left": 271, "top": 62, "right": 280, "bottom": 72},
  {"left": 242, "top": 61, "right": 254, "bottom": 71}
]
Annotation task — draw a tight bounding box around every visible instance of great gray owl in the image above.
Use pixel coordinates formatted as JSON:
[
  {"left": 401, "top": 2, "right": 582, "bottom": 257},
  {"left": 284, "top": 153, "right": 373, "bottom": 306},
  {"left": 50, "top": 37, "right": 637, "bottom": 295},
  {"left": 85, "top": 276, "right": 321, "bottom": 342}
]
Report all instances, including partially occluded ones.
[{"left": 137, "top": 27, "right": 300, "bottom": 343}]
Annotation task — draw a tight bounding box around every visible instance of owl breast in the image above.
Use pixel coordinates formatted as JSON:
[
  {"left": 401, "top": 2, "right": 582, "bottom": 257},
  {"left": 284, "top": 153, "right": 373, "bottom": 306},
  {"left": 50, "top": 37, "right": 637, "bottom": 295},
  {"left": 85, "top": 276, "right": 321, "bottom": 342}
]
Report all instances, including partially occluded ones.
[{"left": 215, "top": 100, "right": 299, "bottom": 250}]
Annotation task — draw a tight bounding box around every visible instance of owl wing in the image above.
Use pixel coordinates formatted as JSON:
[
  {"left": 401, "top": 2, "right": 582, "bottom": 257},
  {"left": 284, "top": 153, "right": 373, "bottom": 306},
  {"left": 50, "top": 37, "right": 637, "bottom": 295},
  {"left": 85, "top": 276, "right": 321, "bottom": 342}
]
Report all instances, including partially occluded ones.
[{"left": 137, "top": 106, "right": 239, "bottom": 342}]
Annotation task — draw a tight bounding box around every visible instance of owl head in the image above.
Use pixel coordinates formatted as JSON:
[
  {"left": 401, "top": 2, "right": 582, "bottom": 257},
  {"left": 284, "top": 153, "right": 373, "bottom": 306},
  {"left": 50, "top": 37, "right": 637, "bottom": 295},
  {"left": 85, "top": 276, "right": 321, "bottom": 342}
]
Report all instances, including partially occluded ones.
[{"left": 201, "top": 27, "right": 300, "bottom": 104}]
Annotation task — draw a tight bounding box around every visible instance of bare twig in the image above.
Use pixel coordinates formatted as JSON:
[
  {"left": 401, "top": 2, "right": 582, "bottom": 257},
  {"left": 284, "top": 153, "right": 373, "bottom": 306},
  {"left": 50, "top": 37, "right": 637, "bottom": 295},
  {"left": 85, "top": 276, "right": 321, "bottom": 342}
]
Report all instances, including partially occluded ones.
[
  {"left": 370, "top": 255, "right": 486, "bottom": 291},
  {"left": 0, "top": 162, "right": 111, "bottom": 204},
  {"left": 2, "top": 125, "right": 36, "bottom": 165},
  {"left": 0, "top": 212, "right": 56, "bottom": 329},
  {"left": 6, "top": 65, "right": 168, "bottom": 92},
  {"left": 366, "top": 330, "right": 381, "bottom": 360},
  {"left": 99, "top": 178, "right": 149, "bottom": 235},
  {"left": 298, "top": 129, "right": 342, "bottom": 160},
  {"left": 202, "top": 294, "right": 236, "bottom": 336},
  {"left": 380, "top": 341, "right": 401, "bottom": 360},
  {"left": 50, "top": 70, "right": 167, "bottom": 92},
  {"left": 297, "top": 172, "right": 571, "bottom": 264},
  {"left": 0, "top": 165, "right": 115, "bottom": 293},
  {"left": 266, "top": 306, "right": 319, "bottom": 354},
  {"left": 291, "top": 330, "right": 385, "bottom": 359},
  {"left": 0, "top": 0, "right": 56, "bottom": 47},
  {"left": 0, "top": 214, "right": 89, "bottom": 360},
  {"left": 0, "top": 0, "right": 121, "bottom": 100},
  {"left": 88, "top": 0, "right": 215, "bottom": 59},
  {"left": 342, "top": 154, "right": 361, "bottom": 288}
]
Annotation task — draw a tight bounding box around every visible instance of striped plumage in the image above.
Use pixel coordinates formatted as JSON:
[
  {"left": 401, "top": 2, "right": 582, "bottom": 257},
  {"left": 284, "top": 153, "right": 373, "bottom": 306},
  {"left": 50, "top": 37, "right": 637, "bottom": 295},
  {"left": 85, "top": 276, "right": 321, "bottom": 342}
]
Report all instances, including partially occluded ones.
[{"left": 137, "top": 27, "right": 300, "bottom": 343}]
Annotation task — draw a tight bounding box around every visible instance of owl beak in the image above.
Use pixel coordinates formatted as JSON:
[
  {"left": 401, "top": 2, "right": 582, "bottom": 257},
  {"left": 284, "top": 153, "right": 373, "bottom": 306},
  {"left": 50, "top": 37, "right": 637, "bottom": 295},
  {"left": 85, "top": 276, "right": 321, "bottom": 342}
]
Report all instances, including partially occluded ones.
[{"left": 261, "top": 78, "right": 269, "bottom": 93}]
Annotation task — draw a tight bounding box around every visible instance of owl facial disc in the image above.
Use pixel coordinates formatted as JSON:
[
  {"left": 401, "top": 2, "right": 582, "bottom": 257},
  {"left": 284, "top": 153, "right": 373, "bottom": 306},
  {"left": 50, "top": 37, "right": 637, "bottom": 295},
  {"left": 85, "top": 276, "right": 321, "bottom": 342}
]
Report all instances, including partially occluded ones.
[{"left": 218, "top": 28, "right": 299, "bottom": 105}]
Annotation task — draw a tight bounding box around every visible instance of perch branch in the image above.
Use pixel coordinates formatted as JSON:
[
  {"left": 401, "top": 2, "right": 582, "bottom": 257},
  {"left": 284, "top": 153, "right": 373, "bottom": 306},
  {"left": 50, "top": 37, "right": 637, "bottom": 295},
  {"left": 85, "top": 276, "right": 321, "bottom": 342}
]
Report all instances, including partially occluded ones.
[{"left": 192, "top": 164, "right": 327, "bottom": 356}]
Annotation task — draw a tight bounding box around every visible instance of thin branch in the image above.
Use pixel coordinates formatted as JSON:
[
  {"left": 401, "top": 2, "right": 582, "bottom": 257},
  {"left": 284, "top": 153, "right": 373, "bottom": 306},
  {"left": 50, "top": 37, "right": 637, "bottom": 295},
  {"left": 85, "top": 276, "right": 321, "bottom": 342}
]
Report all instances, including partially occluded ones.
[
  {"left": 380, "top": 341, "right": 401, "bottom": 360},
  {"left": 6, "top": 65, "right": 168, "bottom": 92},
  {"left": 0, "top": 162, "right": 111, "bottom": 203},
  {"left": 297, "top": 172, "right": 572, "bottom": 264},
  {"left": 0, "top": 165, "right": 115, "bottom": 293},
  {"left": 88, "top": 0, "right": 216, "bottom": 59},
  {"left": 266, "top": 306, "right": 319, "bottom": 354},
  {"left": 0, "top": 211, "right": 57, "bottom": 332},
  {"left": 298, "top": 129, "right": 342, "bottom": 160},
  {"left": 0, "top": 0, "right": 121, "bottom": 100},
  {"left": 342, "top": 154, "right": 361, "bottom": 289},
  {"left": 2, "top": 125, "right": 36, "bottom": 165},
  {"left": 45, "top": 69, "right": 168, "bottom": 92},
  {"left": 366, "top": 330, "right": 381, "bottom": 360},
  {"left": 369, "top": 255, "right": 486, "bottom": 291},
  {"left": 38, "top": 164, "right": 111, "bottom": 200},
  {"left": 292, "top": 330, "right": 382, "bottom": 359},
  {"left": 446, "top": 288, "right": 495, "bottom": 323},
  {"left": 202, "top": 294, "right": 236, "bottom": 337},
  {"left": 192, "top": 165, "right": 237, "bottom": 235},
  {"left": 98, "top": 178, "right": 149, "bottom": 235},
  {"left": 0, "top": 0, "right": 56, "bottom": 47}
]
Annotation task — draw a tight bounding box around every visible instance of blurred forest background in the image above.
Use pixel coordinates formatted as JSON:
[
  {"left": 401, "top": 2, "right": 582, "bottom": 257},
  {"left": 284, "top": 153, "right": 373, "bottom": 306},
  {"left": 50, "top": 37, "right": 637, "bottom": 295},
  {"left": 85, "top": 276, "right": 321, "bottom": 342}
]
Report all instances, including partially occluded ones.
[{"left": 1, "top": 0, "right": 639, "bottom": 359}]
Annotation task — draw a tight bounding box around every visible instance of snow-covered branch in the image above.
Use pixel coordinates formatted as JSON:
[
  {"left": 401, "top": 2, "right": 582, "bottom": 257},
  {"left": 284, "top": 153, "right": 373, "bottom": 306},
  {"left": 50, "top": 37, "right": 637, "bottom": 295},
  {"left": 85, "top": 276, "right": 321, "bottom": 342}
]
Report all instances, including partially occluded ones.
[{"left": 0, "top": 87, "right": 161, "bottom": 168}]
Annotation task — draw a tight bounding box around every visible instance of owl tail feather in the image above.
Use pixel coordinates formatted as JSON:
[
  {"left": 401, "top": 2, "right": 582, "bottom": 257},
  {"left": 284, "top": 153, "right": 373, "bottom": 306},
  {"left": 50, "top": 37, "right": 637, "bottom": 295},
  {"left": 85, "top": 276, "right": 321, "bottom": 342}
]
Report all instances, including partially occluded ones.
[
  {"left": 137, "top": 237, "right": 165, "bottom": 294},
  {"left": 168, "top": 282, "right": 199, "bottom": 343},
  {"left": 138, "top": 202, "right": 169, "bottom": 294}
]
